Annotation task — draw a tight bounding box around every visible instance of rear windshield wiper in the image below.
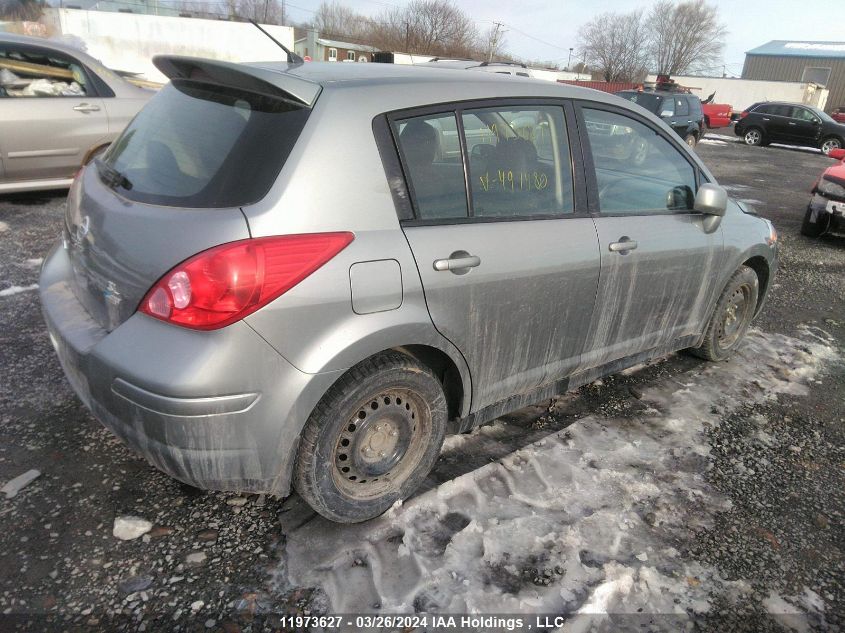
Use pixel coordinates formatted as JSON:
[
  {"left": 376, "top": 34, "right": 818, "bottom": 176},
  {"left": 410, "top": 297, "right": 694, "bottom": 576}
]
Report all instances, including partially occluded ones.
[{"left": 94, "top": 158, "right": 133, "bottom": 191}]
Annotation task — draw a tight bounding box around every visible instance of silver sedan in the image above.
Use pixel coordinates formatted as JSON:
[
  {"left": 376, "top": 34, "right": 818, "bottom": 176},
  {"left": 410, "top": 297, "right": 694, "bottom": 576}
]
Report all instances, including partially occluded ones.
[{"left": 0, "top": 33, "right": 152, "bottom": 194}]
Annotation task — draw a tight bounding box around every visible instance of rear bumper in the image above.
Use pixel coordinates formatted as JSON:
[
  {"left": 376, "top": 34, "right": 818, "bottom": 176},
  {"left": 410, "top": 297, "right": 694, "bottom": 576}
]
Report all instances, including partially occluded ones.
[{"left": 39, "top": 240, "right": 340, "bottom": 496}]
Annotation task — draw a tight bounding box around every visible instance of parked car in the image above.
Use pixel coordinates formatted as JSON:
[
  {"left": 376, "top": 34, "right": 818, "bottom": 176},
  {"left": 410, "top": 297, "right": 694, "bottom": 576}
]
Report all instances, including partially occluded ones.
[
  {"left": 802, "top": 147, "right": 845, "bottom": 237},
  {"left": 40, "top": 58, "right": 778, "bottom": 523},
  {"left": 701, "top": 102, "right": 733, "bottom": 131},
  {"left": 615, "top": 89, "right": 705, "bottom": 147},
  {"left": 0, "top": 33, "right": 152, "bottom": 194},
  {"left": 735, "top": 101, "right": 845, "bottom": 155},
  {"left": 831, "top": 106, "right": 845, "bottom": 124}
]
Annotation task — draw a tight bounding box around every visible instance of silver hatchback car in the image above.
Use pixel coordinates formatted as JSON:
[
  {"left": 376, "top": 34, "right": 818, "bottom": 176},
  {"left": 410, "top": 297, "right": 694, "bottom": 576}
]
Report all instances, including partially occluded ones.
[{"left": 41, "top": 58, "right": 778, "bottom": 522}]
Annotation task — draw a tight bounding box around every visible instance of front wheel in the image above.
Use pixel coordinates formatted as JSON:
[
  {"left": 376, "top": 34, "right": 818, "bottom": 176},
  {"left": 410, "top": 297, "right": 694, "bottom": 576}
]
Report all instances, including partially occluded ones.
[
  {"left": 744, "top": 128, "right": 763, "bottom": 146},
  {"left": 685, "top": 133, "right": 698, "bottom": 148},
  {"left": 689, "top": 266, "right": 759, "bottom": 362},
  {"left": 820, "top": 136, "right": 842, "bottom": 155},
  {"left": 801, "top": 204, "right": 831, "bottom": 237},
  {"left": 294, "top": 352, "right": 447, "bottom": 523}
]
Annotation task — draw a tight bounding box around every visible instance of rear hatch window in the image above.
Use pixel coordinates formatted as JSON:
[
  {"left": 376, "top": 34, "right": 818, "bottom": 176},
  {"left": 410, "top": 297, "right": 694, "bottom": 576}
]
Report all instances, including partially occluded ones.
[
  {"left": 617, "top": 91, "right": 662, "bottom": 115},
  {"left": 99, "top": 79, "right": 310, "bottom": 208}
]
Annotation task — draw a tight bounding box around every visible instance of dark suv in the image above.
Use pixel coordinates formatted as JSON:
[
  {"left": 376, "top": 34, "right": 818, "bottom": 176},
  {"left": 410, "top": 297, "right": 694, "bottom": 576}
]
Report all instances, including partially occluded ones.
[
  {"left": 735, "top": 102, "right": 845, "bottom": 155},
  {"left": 616, "top": 90, "right": 704, "bottom": 147}
]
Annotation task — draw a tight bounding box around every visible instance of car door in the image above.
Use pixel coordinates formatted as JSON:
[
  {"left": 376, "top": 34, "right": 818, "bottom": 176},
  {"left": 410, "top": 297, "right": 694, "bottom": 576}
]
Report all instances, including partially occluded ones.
[
  {"left": 391, "top": 102, "right": 601, "bottom": 410},
  {"left": 669, "top": 95, "right": 692, "bottom": 137},
  {"left": 0, "top": 43, "right": 108, "bottom": 184},
  {"left": 575, "top": 103, "right": 724, "bottom": 370},
  {"left": 764, "top": 104, "right": 797, "bottom": 142},
  {"left": 788, "top": 106, "right": 823, "bottom": 146}
]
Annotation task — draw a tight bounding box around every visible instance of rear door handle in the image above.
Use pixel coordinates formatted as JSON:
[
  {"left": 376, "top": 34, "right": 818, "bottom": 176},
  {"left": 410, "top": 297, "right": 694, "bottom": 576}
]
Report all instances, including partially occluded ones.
[
  {"left": 762, "top": 117, "right": 770, "bottom": 121},
  {"left": 788, "top": 121, "right": 797, "bottom": 126},
  {"left": 608, "top": 238, "right": 638, "bottom": 253},
  {"left": 73, "top": 103, "right": 100, "bottom": 113},
  {"left": 433, "top": 255, "right": 481, "bottom": 271}
]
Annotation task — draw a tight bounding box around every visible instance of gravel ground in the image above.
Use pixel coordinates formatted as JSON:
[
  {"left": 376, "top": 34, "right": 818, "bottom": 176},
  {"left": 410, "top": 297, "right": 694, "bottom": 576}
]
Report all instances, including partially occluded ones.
[{"left": 0, "top": 130, "right": 843, "bottom": 632}]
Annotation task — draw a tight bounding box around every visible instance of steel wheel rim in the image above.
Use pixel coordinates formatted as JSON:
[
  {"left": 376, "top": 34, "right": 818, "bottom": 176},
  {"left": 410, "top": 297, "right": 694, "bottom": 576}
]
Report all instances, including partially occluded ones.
[
  {"left": 821, "top": 139, "right": 840, "bottom": 155},
  {"left": 687, "top": 135, "right": 696, "bottom": 147},
  {"left": 745, "top": 130, "right": 760, "bottom": 145},
  {"left": 717, "top": 285, "right": 752, "bottom": 348},
  {"left": 332, "top": 389, "right": 429, "bottom": 499}
]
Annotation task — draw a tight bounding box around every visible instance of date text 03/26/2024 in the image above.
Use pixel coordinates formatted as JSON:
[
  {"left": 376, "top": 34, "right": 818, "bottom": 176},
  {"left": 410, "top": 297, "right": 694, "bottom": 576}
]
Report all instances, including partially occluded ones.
[{"left": 275, "top": 615, "right": 575, "bottom": 630}]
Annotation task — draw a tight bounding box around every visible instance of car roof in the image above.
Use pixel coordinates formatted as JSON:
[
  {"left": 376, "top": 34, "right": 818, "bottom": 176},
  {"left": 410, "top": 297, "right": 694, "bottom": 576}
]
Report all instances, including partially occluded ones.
[
  {"left": 1, "top": 32, "right": 101, "bottom": 65},
  {"left": 244, "top": 59, "right": 620, "bottom": 103},
  {"left": 0, "top": 32, "right": 148, "bottom": 97}
]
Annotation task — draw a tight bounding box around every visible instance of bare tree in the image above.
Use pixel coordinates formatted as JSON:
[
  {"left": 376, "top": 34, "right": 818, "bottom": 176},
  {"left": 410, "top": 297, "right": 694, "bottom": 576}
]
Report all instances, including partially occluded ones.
[
  {"left": 0, "top": 0, "right": 43, "bottom": 21},
  {"left": 647, "top": 0, "right": 726, "bottom": 75},
  {"left": 235, "top": 0, "right": 286, "bottom": 24},
  {"left": 578, "top": 10, "right": 649, "bottom": 82},
  {"left": 312, "top": 1, "right": 372, "bottom": 41},
  {"left": 373, "top": 0, "right": 479, "bottom": 57}
]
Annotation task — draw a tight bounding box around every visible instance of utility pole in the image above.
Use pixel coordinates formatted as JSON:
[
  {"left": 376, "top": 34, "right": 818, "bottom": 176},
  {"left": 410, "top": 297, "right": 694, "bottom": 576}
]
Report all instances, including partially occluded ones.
[
  {"left": 488, "top": 21, "right": 504, "bottom": 63},
  {"left": 567, "top": 47, "right": 573, "bottom": 70}
]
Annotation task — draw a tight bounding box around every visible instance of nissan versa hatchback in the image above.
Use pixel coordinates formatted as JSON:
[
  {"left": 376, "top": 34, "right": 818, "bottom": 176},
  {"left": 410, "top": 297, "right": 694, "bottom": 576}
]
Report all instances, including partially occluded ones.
[{"left": 41, "top": 58, "right": 778, "bottom": 523}]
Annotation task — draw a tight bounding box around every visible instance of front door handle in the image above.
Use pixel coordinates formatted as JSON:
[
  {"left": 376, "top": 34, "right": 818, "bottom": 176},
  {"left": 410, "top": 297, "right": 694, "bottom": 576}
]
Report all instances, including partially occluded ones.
[
  {"left": 73, "top": 103, "right": 100, "bottom": 113},
  {"left": 608, "top": 238, "right": 638, "bottom": 253},
  {"left": 433, "top": 254, "right": 481, "bottom": 272},
  {"left": 788, "top": 121, "right": 797, "bottom": 126}
]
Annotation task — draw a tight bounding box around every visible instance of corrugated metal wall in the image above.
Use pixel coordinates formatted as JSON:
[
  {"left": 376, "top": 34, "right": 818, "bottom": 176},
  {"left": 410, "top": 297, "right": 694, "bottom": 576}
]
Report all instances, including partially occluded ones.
[
  {"left": 556, "top": 80, "right": 639, "bottom": 93},
  {"left": 742, "top": 54, "right": 845, "bottom": 113}
]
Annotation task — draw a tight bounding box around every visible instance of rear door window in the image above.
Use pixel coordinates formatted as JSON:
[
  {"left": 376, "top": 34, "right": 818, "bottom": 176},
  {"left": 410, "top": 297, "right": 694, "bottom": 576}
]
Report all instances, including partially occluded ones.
[
  {"left": 101, "top": 79, "right": 310, "bottom": 208},
  {"left": 461, "top": 105, "right": 573, "bottom": 218},
  {"left": 394, "top": 112, "right": 468, "bottom": 221}
]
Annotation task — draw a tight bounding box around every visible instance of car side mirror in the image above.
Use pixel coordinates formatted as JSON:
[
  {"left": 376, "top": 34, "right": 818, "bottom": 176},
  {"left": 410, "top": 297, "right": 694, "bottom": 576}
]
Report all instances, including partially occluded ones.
[
  {"left": 829, "top": 148, "right": 845, "bottom": 160},
  {"left": 694, "top": 183, "right": 727, "bottom": 216}
]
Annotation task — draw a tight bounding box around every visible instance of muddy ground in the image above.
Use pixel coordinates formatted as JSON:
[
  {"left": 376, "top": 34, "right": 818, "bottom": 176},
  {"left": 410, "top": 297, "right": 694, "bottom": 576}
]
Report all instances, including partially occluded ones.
[{"left": 0, "top": 130, "right": 843, "bottom": 632}]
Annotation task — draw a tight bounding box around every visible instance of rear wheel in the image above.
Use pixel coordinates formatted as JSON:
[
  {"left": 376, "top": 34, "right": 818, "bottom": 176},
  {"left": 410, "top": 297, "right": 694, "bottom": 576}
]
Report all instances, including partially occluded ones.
[
  {"left": 744, "top": 128, "right": 763, "bottom": 146},
  {"left": 820, "top": 136, "right": 842, "bottom": 155},
  {"left": 685, "top": 132, "right": 698, "bottom": 148},
  {"left": 801, "top": 204, "right": 831, "bottom": 237},
  {"left": 689, "top": 266, "right": 759, "bottom": 362},
  {"left": 294, "top": 351, "right": 447, "bottom": 523}
]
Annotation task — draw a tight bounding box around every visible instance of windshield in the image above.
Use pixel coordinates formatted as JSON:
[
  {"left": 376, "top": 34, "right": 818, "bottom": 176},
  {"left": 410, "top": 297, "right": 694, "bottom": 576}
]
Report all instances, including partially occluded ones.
[
  {"left": 101, "top": 79, "right": 310, "bottom": 208},
  {"left": 616, "top": 91, "right": 663, "bottom": 114}
]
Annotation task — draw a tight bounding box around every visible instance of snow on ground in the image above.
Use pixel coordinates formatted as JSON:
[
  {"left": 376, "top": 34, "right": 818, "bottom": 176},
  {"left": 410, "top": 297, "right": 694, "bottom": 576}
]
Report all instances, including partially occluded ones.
[
  {"left": 699, "top": 137, "right": 740, "bottom": 146},
  {"left": 0, "top": 283, "right": 38, "bottom": 297},
  {"left": 278, "top": 328, "right": 838, "bottom": 630}
]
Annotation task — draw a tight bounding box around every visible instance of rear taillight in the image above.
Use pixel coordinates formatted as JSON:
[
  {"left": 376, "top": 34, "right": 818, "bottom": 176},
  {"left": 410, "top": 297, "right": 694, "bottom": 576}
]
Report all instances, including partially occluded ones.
[
  {"left": 139, "top": 233, "right": 354, "bottom": 330},
  {"left": 739, "top": 111, "right": 749, "bottom": 119}
]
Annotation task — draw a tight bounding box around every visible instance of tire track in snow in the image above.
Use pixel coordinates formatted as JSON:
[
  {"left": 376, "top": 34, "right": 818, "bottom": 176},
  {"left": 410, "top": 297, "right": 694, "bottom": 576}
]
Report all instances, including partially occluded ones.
[{"left": 275, "top": 328, "right": 839, "bottom": 628}]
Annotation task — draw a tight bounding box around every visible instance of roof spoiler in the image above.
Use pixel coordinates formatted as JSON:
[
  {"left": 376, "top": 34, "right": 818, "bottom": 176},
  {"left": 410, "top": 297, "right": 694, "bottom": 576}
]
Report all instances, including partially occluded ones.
[{"left": 153, "top": 55, "right": 320, "bottom": 107}]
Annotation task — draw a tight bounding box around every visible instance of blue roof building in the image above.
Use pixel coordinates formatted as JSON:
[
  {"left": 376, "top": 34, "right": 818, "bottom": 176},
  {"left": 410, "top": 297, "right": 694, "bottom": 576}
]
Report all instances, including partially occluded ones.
[{"left": 743, "top": 40, "right": 845, "bottom": 112}]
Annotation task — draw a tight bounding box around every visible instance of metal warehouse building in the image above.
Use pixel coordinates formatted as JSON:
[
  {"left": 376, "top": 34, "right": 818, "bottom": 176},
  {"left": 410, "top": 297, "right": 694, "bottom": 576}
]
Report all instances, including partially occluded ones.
[{"left": 742, "top": 41, "right": 845, "bottom": 113}]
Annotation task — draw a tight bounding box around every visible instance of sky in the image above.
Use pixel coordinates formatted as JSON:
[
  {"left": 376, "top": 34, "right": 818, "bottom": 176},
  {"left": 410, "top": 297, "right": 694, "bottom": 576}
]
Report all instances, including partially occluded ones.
[{"left": 282, "top": 0, "right": 843, "bottom": 75}]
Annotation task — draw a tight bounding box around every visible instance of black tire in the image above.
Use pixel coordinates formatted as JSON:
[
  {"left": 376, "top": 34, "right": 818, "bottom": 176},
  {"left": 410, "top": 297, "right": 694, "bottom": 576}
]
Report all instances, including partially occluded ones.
[
  {"left": 801, "top": 204, "right": 831, "bottom": 237},
  {"left": 685, "top": 132, "right": 698, "bottom": 148},
  {"left": 689, "top": 266, "right": 759, "bottom": 362},
  {"left": 294, "top": 351, "right": 448, "bottom": 523},
  {"left": 743, "top": 127, "right": 764, "bottom": 147},
  {"left": 701, "top": 121, "right": 709, "bottom": 138}
]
